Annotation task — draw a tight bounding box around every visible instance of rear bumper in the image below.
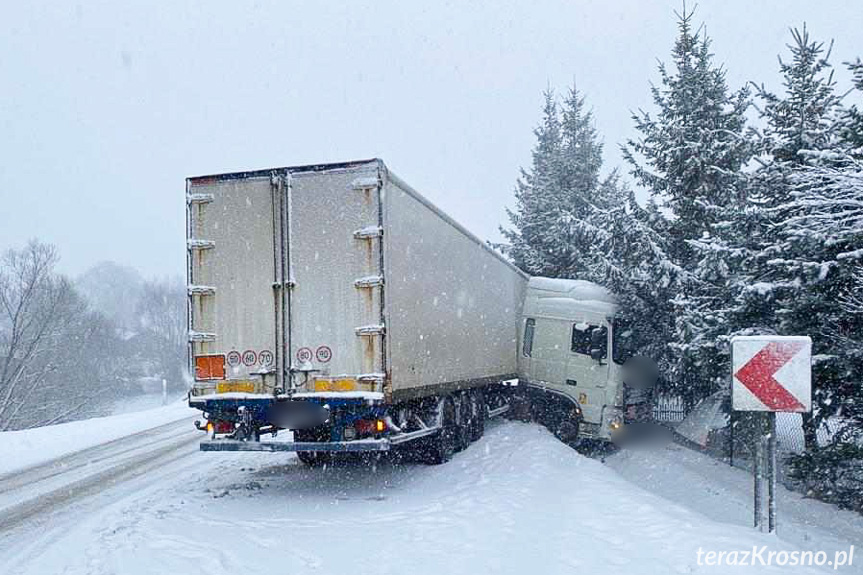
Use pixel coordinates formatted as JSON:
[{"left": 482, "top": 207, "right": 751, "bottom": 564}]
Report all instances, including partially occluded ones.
[
  {"left": 199, "top": 425, "right": 439, "bottom": 452},
  {"left": 200, "top": 439, "right": 391, "bottom": 452}
]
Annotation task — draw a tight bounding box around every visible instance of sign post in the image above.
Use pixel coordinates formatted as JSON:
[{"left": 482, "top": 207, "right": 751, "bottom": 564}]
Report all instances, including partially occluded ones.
[{"left": 731, "top": 335, "right": 811, "bottom": 534}]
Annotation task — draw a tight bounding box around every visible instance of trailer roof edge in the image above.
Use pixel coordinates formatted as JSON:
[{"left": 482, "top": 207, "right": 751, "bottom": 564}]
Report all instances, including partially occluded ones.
[
  {"left": 383, "top": 167, "right": 529, "bottom": 282},
  {"left": 186, "top": 158, "right": 380, "bottom": 184}
]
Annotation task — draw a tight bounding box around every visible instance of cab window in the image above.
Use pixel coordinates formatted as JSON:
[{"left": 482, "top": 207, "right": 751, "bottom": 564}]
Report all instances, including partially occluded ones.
[{"left": 571, "top": 323, "right": 607, "bottom": 359}]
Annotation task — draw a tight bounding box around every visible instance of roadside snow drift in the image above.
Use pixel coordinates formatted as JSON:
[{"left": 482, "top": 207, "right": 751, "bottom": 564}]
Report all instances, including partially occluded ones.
[
  {"left": 0, "top": 400, "right": 196, "bottom": 475},
  {"left": 2, "top": 420, "right": 853, "bottom": 574}
]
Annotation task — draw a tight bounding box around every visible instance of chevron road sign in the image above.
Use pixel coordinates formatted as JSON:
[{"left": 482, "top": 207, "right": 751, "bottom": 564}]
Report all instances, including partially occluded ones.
[{"left": 731, "top": 336, "right": 811, "bottom": 413}]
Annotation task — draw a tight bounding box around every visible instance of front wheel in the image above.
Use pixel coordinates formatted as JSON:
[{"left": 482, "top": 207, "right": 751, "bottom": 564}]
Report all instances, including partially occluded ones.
[{"left": 553, "top": 418, "right": 580, "bottom": 445}]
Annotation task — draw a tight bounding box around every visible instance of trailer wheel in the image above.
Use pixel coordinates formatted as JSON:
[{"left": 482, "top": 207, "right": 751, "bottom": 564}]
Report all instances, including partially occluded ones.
[
  {"left": 297, "top": 451, "right": 331, "bottom": 467},
  {"left": 469, "top": 389, "right": 485, "bottom": 441},
  {"left": 455, "top": 394, "right": 472, "bottom": 452},
  {"left": 426, "top": 398, "right": 457, "bottom": 465}
]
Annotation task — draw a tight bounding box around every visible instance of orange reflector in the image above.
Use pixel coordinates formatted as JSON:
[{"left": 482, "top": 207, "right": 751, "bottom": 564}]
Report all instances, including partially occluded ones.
[
  {"left": 195, "top": 355, "right": 226, "bottom": 380},
  {"left": 376, "top": 419, "right": 385, "bottom": 433}
]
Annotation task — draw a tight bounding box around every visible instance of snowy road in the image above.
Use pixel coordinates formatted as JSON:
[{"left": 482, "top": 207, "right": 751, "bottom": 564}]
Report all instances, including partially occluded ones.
[
  {"left": 0, "top": 409, "right": 859, "bottom": 574},
  {"left": 0, "top": 418, "right": 198, "bottom": 532}
]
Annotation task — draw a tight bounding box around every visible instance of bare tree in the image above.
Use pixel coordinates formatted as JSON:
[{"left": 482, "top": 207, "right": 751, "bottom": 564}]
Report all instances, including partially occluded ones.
[
  {"left": 0, "top": 241, "right": 128, "bottom": 430},
  {"left": 135, "top": 278, "right": 187, "bottom": 390}
]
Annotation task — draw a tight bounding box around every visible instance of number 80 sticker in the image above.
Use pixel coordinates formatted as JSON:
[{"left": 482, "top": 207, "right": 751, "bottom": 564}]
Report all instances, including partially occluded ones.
[{"left": 296, "top": 347, "right": 313, "bottom": 363}]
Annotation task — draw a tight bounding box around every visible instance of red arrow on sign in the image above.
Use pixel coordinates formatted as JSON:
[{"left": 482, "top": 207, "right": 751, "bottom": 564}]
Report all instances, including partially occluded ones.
[{"left": 734, "top": 341, "right": 806, "bottom": 411}]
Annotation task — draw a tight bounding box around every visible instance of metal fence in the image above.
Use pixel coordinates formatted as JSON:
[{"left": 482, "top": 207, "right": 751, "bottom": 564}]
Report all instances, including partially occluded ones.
[{"left": 653, "top": 394, "right": 693, "bottom": 424}]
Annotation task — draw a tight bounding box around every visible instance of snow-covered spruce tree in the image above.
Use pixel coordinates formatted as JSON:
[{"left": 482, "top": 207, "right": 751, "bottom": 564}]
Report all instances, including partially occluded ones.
[
  {"left": 546, "top": 86, "right": 628, "bottom": 281},
  {"left": 501, "top": 89, "right": 564, "bottom": 276},
  {"left": 840, "top": 58, "right": 863, "bottom": 157},
  {"left": 586, "top": 193, "right": 688, "bottom": 378},
  {"left": 742, "top": 26, "right": 849, "bottom": 451},
  {"left": 781, "top": 159, "right": 863, "bottom": 512},
  {"left": 501, "top": 85, "right": 617, "bottom": 280},
  {"left": 622, "top": 8, "right": 752, "bottom": 400}
]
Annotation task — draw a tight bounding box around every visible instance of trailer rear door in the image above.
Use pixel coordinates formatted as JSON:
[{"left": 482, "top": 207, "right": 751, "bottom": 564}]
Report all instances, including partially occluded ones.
[
  {"left": 187, "top": 175, "right": 281, "bottom": 393},
  {"left": 286, "top": 165, "right": 387, "bottom": 391}
]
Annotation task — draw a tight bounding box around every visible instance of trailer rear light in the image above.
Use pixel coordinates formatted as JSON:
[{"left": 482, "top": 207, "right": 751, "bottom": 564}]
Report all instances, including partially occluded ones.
[
  {"left": 353, "top": 419, "right": 386, "bottom": 436},
  {"left": 206, "top": 420, "right": 235, "bottom": 435}
]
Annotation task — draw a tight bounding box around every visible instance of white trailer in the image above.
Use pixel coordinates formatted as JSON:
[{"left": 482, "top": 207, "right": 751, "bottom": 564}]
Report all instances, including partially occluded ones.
[{"left": 187, "top": 159, "right": 532, "bottom": 463}]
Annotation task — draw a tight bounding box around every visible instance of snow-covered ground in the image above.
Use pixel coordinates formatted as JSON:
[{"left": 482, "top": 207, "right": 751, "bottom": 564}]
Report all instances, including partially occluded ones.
[
  {"left": 0, "top": 400, "right": 195, "bottom": 474},
  {"left": 109, "top": 392, "right": 189, "bottom": 416},
  {"left": 606, "top": 442, "right": 863, "bottom": 567},
  {"left": 1, "top": 412, "right": 860, "bottom": 574}
]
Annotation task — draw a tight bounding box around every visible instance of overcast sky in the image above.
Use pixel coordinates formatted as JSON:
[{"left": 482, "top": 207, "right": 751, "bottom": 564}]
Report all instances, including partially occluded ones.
[{"left": 1, "top": 1, "right": 861, "bottom": 279}]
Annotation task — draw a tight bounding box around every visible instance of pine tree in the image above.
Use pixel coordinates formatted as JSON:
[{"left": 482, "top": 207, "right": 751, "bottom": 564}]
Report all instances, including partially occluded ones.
[
  {"left": 622, "top": 7, "right": 752, "bottom": 398},
  {"left": 742, "top": 26, "right": 848, "bottom": 450},
  {"left": 840, "top": 58, "right": 863, "bottom": 156},
  {"left": 501, "top": 89, "right": 564, "bottom": 276},
  {"left": 623, "top": 10, "right": 751, "bottom": 259},
  {"left": 754, "top": 26, "right": 843, "bottom": 168},
  {"left": 780, "top": 54, "right": 863, "bottom": 510},
  {"left": 501, "top": 85, "right": 615, "bottom": 280}
]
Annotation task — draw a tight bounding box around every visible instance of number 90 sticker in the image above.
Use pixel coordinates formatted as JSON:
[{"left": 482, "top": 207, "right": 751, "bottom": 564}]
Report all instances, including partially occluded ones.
[
  {"left": 315, "top": 346, "right": 332, "bottom": 363},
  {"left": 296, "top": 347, "right": 313, "bottom": 363}
]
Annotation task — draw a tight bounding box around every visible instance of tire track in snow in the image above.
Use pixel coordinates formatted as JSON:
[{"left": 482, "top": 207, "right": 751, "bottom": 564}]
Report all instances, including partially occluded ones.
[
  {"left": 0, "top": 421, "right": 200, "bottom": 533},
  {"left": 0, "top": 418, "right": 193, "bottom": 497}
]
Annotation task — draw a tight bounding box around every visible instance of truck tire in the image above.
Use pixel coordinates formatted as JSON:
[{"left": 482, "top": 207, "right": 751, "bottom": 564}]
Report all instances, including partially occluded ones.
[
  {"left": 554, "top": 418, "right": 580, "bottom": 446},
  {"left": 294, "top": 428, "right": 332, "bottom": 467},
  {"left": 469, "top": 389, "right": 485, "bottom": 441},
  {"left": 426, "top": 398, "right": 457, "bottom": 465},
  {"left": 297, "top": 451, "right": 331, "bottom": 467},
  {"left": 455, "top": 394, "right": 472, "bottom": 452}
]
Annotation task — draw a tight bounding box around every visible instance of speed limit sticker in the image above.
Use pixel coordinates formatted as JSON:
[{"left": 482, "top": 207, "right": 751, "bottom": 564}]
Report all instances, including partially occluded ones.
[
  {"left": 296, "top": 347, "right": 313, "bottom": 363},
  {"left": 241, "top": 350, "right": 257, "bottom": 366},
  {"left": 226, "top": 350, "right": 242, "bottom": 367},
  {"left": 315, "top": 346, "right": 332, "bottom": 363},
  {"left": 258, "top": 349, "right": 274, "bottom": 367}
]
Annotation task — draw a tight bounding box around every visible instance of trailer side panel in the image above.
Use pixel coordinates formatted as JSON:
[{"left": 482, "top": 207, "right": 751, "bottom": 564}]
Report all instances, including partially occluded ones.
[{"left": 383, "top": 173, "right": 527, "bottom": 400}]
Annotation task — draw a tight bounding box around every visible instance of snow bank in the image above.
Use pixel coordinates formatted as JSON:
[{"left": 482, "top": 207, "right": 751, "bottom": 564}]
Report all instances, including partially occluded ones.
[
  {"left": 0, "top": 400, "right": 197, "bottom": 475},
  {"left": 22, "top": 421, "right": 850, "bottom": 575}
]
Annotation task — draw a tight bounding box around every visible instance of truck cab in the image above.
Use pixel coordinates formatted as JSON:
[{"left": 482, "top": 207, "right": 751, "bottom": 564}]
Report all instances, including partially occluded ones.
[{"left": 519, "top": 277, "right": 633, "bottom": 441}]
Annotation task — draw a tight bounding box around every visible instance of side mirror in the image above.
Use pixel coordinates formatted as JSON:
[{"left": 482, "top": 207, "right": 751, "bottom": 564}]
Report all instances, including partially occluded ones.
[{"left": 590, "top": 327, "right": 608, "bottom": 361}]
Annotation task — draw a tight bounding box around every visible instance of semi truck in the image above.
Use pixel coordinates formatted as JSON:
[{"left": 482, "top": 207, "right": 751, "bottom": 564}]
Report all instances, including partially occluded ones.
[{"left": 186, "top": 158, "right": 632, "bottom": 464}]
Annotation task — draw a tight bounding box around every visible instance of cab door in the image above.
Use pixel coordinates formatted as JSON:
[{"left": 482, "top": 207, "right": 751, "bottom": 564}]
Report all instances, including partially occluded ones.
[
  {"left": 564, "top": 320, "right": 610, "bottom": 425},
  {"left": 529, "top": 318, "right": 568, "bottom": 385}
]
